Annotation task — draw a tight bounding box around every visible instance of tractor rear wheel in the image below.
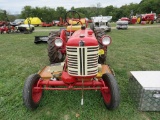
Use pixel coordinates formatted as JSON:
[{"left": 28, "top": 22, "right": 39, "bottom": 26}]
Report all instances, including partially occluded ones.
[
  {"left": 101, "top": 73, "right": 120, "bottom": 110},
  {"left": 94, "top": 29, "right": 106, "bottom": 64},
  {"left": 23, "top": 74, "right": 43, "bottom": 110},
  {"left": 149, "top": 20, "right": 154, "bottom": 24},
  {"left": 47, "top": 31, "right": 65, "bottom": 64}
]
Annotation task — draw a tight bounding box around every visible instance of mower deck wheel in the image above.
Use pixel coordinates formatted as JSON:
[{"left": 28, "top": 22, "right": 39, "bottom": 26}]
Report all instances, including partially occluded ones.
[
  {"left": 101, "top": 73, "right": 120, "bottom": 110},
  {"left": 23, "top": 74, "right": 43, "bottom": 110}
]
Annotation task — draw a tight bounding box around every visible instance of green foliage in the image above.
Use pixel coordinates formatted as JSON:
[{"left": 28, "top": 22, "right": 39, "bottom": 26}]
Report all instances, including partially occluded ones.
[
  {"left": 138, "top": 0, "right": 160, "bottom": 14},
  {"left": 0, "top": 10, "right": 7, "bottom": 21}
]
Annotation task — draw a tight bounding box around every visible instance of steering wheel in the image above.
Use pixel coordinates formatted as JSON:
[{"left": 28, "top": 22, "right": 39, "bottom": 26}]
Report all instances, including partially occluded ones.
[{"left": 65, "top": 10, "right": 82, "bottom": 25}]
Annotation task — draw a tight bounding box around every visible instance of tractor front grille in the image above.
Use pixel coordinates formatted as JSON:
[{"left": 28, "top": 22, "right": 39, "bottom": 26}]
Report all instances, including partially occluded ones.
[{"left": 67, "top": 46, "right": 99, "bottom": 76}]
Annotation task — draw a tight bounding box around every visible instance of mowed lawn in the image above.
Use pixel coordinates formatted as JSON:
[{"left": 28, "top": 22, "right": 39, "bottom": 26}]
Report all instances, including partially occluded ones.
[{"left": 0, "top": 25, "right": 160, "bottom": 120}]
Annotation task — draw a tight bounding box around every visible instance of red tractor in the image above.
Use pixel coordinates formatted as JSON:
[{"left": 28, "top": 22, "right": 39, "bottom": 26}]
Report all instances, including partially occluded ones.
[
  {"left": 41, "top": 22, "right": 53, "bottom": 27},
  {"left": 120, "top": 17, "right": 137, "bottom": 24},
  {"left": 119, "top": 10, "right": 137, "bottom": 24},
  {"left": 137, "top": 13, "right": 155, "bottom": 24},
  {"left": 0, "top": 10, "right": 15, "bottom": 34},
  {"left": 23, "top": 10, "right": 120, "bottom": 110},
  {"left": 0, "top": 25, "right": 15, "bottom": 34}
]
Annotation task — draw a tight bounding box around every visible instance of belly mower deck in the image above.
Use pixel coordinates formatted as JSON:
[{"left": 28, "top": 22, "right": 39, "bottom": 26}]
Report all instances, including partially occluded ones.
[
  {"left": 38, "top": 63, "right": 113, "bottom": 80},
  {"left": 35, "top": 63, "right": 114, "bottom": 92}
]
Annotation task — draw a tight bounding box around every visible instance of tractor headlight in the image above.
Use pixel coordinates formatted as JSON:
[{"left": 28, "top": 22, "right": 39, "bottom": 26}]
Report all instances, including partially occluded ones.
[
  {"left": 101, "top": 36, "right": 112, "bottom": 46},
  {"left": 55, "top": 38, "right": 63, "bottom": 47}
]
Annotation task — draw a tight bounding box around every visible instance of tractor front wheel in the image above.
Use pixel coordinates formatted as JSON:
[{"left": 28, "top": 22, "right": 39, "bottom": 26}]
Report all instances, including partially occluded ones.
[
  {"left": 23, "top": 74, "right": 43, "bottom": 110},
  {"left": 101, "top": 73, "right": 120, "bottom": 110}
]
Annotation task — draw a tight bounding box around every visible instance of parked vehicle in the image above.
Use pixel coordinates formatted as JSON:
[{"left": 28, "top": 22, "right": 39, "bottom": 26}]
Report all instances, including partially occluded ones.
[
  {"left": 137, "top": 13, "right": 155, "bottom": 24},
  {"left": 41, "top": 22, "right": 53, "bottom": 27},
  {"left": 15, "top": 24, "right": 34, "bottom": 33},
  {"left": 10, "top": 19, "right": 25, "bottom": 27},
  {"left": 23, "top": 10, "right": 120, "bottom": 110},
  {"left": 90, "top": 15, "right": 112, "bottom": 32},
  {"left": 116, "top": 20, "right": 128, "bottom": 29}
]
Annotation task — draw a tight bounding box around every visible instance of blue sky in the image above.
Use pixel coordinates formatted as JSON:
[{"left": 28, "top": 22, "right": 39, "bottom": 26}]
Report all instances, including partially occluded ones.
[{"left": 0, "top": 0, "right": 141, "bottom": 14}]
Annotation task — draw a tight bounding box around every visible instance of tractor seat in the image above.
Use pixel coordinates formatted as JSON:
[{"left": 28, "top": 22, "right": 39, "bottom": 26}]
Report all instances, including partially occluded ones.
[{"left": 66, "top": 18, "right": 86, "bottom": 32}]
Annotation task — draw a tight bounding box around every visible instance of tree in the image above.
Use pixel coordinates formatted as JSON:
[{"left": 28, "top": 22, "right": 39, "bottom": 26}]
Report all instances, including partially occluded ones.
[
  {"left": 138, "top": 0, "right": 160, "bottom": 14},
  {"left": 56, "top": 7, "right": 66, "bottom": 19}
]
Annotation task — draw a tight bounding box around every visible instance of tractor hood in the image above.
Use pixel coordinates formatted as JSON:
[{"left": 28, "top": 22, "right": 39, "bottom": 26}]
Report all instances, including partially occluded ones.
[{"left": 67, "top": 29, "right": 98, "bottom": 47}]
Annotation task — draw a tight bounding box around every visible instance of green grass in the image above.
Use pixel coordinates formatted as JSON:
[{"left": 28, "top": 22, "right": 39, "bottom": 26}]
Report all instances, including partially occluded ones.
[{"left": 0, "top": 27, "right": 160, "bottom": 120}]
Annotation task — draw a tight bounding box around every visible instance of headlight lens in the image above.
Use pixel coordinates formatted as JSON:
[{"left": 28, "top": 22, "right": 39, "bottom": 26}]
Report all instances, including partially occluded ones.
[
  {"left": 101, "top": 36, "right": 111, "bottom": 46},
  {"left": 55, "top": 38, "right": 63, "bottom": 47}
]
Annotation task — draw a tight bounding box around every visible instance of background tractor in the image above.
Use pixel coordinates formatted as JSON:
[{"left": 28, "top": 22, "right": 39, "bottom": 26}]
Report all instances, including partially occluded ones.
[
  {"left": 137, "top": 13, "right": 155, "bottom": 24},
  {"left": 23, "top": 10, "right": 120, "bottom": 110},
  {"left": 119, "top": 10, "right": 137, "bottom": 25},
  {"left": 0, "top": 10, "right": 14, "bottom": 34}
]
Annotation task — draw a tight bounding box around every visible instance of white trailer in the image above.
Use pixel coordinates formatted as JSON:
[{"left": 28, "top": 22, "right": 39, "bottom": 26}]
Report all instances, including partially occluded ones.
[{"left": 90, "top": 16, "right": 112, "bottom": 32}]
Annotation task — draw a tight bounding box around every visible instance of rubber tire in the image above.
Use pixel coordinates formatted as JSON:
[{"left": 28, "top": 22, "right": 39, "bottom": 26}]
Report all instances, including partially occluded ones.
[
  {"left": 23, "top": 74, "right": 43, "bottom": 110},
  {"left": 101, "top": 73, "right": 120, "bottom": 110},
  {"left": 47, "top": 31, "right": 64, "bottom": 64},
  {"left": 94, "top": 29, "right": 106, "bottom": 64},
  {"left": 150, "top": 20, "right": 154, "bottom": 24},
  {"left": 90, "top": 23, "right": 94, "bottom": 31},
  {"left": 107, "top": 23, "right": 111, "bottom": 32},
  {"left": 156, "top": 17, "right": 160, "bottom": 23}
]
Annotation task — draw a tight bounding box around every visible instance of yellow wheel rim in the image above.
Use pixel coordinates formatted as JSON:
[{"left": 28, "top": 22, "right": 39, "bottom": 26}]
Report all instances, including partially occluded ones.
[{"left": 137, "top": 18, "right": 141, "bottom": 23}]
